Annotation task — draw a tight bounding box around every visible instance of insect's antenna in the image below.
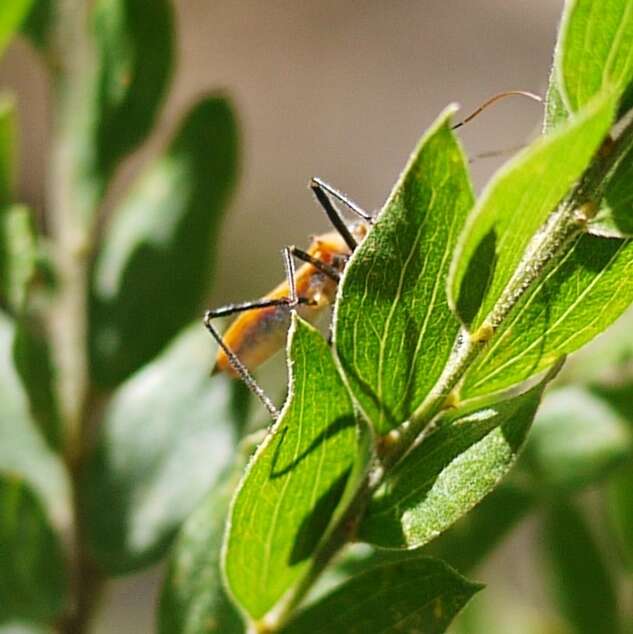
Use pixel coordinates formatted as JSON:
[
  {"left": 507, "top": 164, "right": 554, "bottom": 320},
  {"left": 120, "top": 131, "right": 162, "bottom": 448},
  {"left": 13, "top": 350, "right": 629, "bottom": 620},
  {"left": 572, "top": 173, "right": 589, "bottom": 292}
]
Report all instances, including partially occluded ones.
[
  {"left": 452, "top": 90, "right": 543, "bottom": 130},
  {"left": 203, "top": 313, "right": 280, "bottom": 420},
  {"left": 310, "top": 180, "right": 358, "bottom": 252},
  {"left": 311, "top": 177, "right": 373, "bottom": 223}
]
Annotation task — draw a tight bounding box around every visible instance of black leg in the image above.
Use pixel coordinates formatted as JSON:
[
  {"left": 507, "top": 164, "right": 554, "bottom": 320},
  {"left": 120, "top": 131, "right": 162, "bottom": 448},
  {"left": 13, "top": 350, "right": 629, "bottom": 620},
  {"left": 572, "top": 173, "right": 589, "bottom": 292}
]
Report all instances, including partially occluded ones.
[
  {"left": 203, "top": 314, "right": 280, "bottom": 420},
  {"left": 311, "top": 177, "right": 373, "bottom": 223},
  {"left": 452, "top": 90, "right": 542, "bottom": 130},
  {"left": 290, "top": 245, "right": 340, "bottom": 282}
]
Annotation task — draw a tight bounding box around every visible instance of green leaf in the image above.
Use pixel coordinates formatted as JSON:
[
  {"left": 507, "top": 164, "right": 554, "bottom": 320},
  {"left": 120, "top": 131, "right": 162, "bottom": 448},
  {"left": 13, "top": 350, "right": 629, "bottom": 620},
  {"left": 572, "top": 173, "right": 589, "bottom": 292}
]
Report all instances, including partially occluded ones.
[
  {"left": 0, "top": 310, "right": 70, "bottom": 528},
  {"left": 0, "top": 205, "right": 39, "bottom": 313},
  {"left": 359, "top": 370, "right": 555, "bottom": 549},
  {"left": 449, "top": 92, "right": 616, "bottom": 330},
  {"left": 0, "top": 473, "right": 67, "bottom": 623},
  {"left": 159, "top": 464, "right": 245, "bottom": 634},
  {"left": 544, "top": 66, "right": 571, "bottom": 133},
  {"left": 334, "top": 105, "right": 473, "bottom": 433},
  {"left": 89, "top": 96, "right": 238, "bottom": 386},
  {"left": 20, "top": 0, "right": 54, "bottom": 51},
  {"left": 588, "top": 140, "right": 633, "bottom": 238},
  {"left": 0, "top": 0, "right": 34, "bottom": 58},
  {"left": 12, "top": 317, "right": 62, "bottom": 450},
  {"left": 608, "top": 462, "right": 633, "bottom": 571},
  {"left": 557, "top": 0, "right": 633, "bottom": 114},
  {"left": 81, "top": 322, "right": 243, "bottom": 574},
  {"left": 542, "top": 500, "right": 619, "bottom": 634},
  {"left": 424, "top": 483, "right": 534, "bottom": 573},
  {"left": 522, "top": 387, "right": 632, "bottom": 492},
  {"left": 279, "top": 557, "right": 481, "bottom": 634},
  {"left": 0, "top": 94, "right": 16, "bottom": 206},
  {"left": 90, "top": 0, "right": 173, "bottom": 180},
  {"left": 223, "top": 315, "right": 363, "bottom": 622},
  {"left": 461, "top": 234, "right": 633, "bottom": 399}
]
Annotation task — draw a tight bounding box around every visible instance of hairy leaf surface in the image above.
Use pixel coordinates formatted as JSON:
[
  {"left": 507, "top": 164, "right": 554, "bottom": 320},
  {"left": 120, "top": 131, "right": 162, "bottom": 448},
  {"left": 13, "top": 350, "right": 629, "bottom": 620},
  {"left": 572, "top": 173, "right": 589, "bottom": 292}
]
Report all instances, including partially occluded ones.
[
  {"left": 359, "top": 371, "right": 554, "bottom": 549},
  {"left": 224, "top": 316, "right": 362, "bottom": 621},
  {"left": 335, "top": 105, "right": 473, "bottom": 433},
  {"left": 461, "top": 234, "right": 633, "bottom": 399},
  {"left": 557, "top": 0, "right": 633, "bottom": 114},
  {"left": 280, "top": 557, "right": 480, "bottom": 634},
  {"left": 449, "top": 92, "right": 615, "bottom": 330}
]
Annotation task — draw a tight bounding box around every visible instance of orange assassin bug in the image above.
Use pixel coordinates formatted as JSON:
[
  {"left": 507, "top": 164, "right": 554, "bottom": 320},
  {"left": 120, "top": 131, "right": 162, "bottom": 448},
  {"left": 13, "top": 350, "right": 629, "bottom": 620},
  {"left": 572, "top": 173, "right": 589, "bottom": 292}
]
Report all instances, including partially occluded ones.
[{"left": 204, "top": 91, "right": 543, "bottom": 419}]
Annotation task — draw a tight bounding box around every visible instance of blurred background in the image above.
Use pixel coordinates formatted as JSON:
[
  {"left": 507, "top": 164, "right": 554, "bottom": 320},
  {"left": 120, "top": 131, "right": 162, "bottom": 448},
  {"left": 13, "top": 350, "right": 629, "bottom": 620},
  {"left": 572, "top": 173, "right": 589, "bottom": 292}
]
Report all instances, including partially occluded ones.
[{"left": 0, "top": 1, "right": 572, "bottom": 631}]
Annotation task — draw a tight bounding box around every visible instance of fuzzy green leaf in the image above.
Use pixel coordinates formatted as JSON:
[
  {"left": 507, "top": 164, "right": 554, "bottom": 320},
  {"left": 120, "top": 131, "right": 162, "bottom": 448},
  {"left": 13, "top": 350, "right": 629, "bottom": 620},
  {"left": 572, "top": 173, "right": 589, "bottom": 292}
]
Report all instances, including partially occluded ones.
[
  {"left": 0, "top": 95, "right": 16, "bottom": 206},
  {"left": 0, "top": 474, "right": 67, "bottom": 623},
  {"left": 557, "top": 0, "right": 633, "bottom": 114},
  {"left": 280, "top": 557, "right": 481, "bottom": 634},
  {"left": 425, "top": 483, "right": 534, "bottom": 574},
  {"left": 522, "top": 387, "right": 632, "bottom": 492},
  {"left": 159, "top": 464, "right": 245, "bottom": 634},
  {"left": 543, "top": 500, "right": 619, "bottom": 634},
  {"left": 461, "top": 234, "right": 633, "bottom": 399},
  {"left": 334, "top": 105, "right": 473, "bottom": 433},
  {"left": 359, "top": 371, "right": 554, "bottom": 549},
  {"left": 223, "top": 315, "right": 363, "bottom": 621},
  {"left": 81, "top": 323, "right": 243, "bottom": 574},
  {"left": 543, "top": 68, "right": 571, "bottom": 133},
  {"left": 90, "top": 0, "right": 173, "bottom": 181},
  {"left": 449, "top": 92, "right": 616, "bottom": 330},
  {"left": 89, "top": 96, "right": 238, "bottom": 386},
  {"left": 588, "top": 140, "right": 633, "bottom": 238},
  {"left": 0, "top": 0, "right": 33, "bottom": 58},
  {"left": 607, "top": 462, "right": 633, "bottom": 571}
]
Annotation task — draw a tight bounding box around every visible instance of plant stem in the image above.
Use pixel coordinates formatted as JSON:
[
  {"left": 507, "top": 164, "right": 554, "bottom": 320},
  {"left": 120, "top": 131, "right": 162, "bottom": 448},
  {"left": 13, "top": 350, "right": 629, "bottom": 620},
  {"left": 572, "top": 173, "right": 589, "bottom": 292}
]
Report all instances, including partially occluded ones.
[{"left": 48, "top": 1, "right": 104, "bottom": 631}]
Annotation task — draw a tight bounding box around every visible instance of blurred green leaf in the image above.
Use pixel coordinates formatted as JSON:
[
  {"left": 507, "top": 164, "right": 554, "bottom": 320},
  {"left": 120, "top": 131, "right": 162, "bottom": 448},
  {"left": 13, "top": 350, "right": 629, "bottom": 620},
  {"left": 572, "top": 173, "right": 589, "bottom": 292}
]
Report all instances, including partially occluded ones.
[
  {"left": 13, "top": 317, "right": 62, "bottom": 449},
  {"left": 224, "top": 316, "right": 363, "bottom": 621},
  {"left": 542, "top": 499, "right": 619, "bottom": 634},
  {"left": 81, "top": 322, "right": 243, "bottom": 574},
  {"left": 425, "top": 483, "right": 535, "bottom": 573},
  {"left": 334, "top": 105, "right": 473, "bottom": 433},
  {"left": 556, "top": 0, "right": 633, "bottom": 114},
  {"left": 359, "top": 369, "right": 555, "bottom": 549},
  {"left": 159, "top": 463, "right": 245, "bottom": 634},
  {"left": 522, "top": 387, "right": 631, "bottom": 492},
  {"left": 89, "top": 96, "right": 238, "bottom": 386},
  {"left": 588, "top": 141, "right": 633, "bottom": 238},
  {"left": 20, "top": 0, "right": 54, "bottom": 51},
  {"left": 90, "top": 0, "right": 173, "bottom": 180},
  {"left": 280, "top": 557, "right": 481, "bottom": 634},
  {"left": 0, "top": 309, "right": 70, "bottom": 528},
  {"left": 461, "top": 234, "right": 633, "bottom": 399},
  {"left": 607, "top": 462, "right": 633, "bottom": 571},
  {"left": 0, "top": 94, "right": 16, "bottom": 206},
  {"left": 0, "top": 474, "right": 67, "bottom": 623},
  {"left": 0, "top": 0, "right": 34, "bottom": 58},
  {"left": 0, "top": 205, "right": 39, "bottom": 313},
  {"left": 449, "top": 92, "right": 616, "bottom": 330},
  {"left": 0, "top": 623, "right": 49, "bottom": 634}
]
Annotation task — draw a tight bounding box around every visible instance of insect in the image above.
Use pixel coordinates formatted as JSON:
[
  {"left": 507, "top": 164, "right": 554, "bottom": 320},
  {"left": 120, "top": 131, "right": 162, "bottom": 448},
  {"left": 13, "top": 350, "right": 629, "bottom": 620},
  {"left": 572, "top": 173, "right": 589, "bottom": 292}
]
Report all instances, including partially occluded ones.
[
  {"left": 204, "top": 91, "right": 543, "bottom": 418},
  {"left": 204, "top": 178, "right": 371, "bottom": 419}
]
